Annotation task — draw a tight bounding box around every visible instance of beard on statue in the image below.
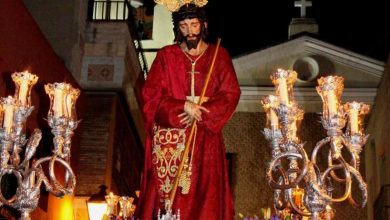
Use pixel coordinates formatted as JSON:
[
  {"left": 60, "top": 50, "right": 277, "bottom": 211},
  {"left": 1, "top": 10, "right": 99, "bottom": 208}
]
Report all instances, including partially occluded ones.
[{"left": 184, "top": 33, "right": 201, "bottom": 50}]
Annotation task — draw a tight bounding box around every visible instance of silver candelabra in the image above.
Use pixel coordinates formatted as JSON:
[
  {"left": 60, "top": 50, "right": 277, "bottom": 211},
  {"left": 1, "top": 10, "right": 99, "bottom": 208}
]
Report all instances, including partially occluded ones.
[
  {"left": 0, "top": 72, "right": 79, "bottom": 220},
  {"left": 261, "top": 69, "right": 369, "bottom": 219}
]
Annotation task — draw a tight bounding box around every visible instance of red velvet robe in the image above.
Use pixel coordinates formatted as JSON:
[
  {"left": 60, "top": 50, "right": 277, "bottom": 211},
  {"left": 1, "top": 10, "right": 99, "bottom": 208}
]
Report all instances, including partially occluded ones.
[{"left": 138, "top": 43, "right": 241, "bottom": 220}]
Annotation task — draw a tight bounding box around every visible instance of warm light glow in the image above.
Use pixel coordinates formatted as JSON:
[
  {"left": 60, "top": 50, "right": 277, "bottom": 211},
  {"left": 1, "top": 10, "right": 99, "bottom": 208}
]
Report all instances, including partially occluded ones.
[
  {"left": 292, "top": 187, "right": 304, "bottom": 207},
  {"left": 64, "top": 86, "right": 80, "bottom": 119},
  {"left": 344, "top": 101, "right": 370, "bottom": 135},
  {"left": 327, "top": 90, "right": 337, "bottom": 117},
  {"left": 270, "top": 108, "right": 278, "bottom": 127},
  {"left": 119, "top": 196, "right": 136, "bottom": 218},
  {"left": 87, "top": 202, "right": 108, "bottom": 220},
  {"left": 65, "top": 92, "right": 73, "bottom": 118},
  {"left": 261, "top": 95, "right": 279, "bottom": 129},
  {"left": 53, "top": 87, "right": 64, "bottom": 117},
  {"left": 270, "top": 69, "right": 297, "bottom": 106},
  {"left": 45, "top": 83, "right": 79, "bottom": 118},
  {"left": 29, "top": 171, "right": 36, "bottom": 188},
  {"left": 59, "top": 195, "right": 74, "bottom": 220},
  {"left": 261, "top": 207, "right": 271, "bottom": 219},
  {"left": 11, "top": 71, "right": 38, "bottom": 106},
  {"left": 278, "top": 77, "right": 289, "bottom": 105},
  {"left": 349, "top": 108, "right": 358, "bottom": 133},
  {"left": 316, "top": 76, "right": 344, "bottom": 118},
  {"left": 105, "top": 192, "right": 120, "bottom": 216},
  {"left": 290, "top": 107, "right": 303, "bottom": 142},
  {"left": 3, "top": 103, "right": 14, "bottom": 132},
  {"left": 48, "top": 194, "right": 75, "bottom": 220},
  {"left": 291, "top": 122, "right": 297, "bottom": 140},
  {"left": 19, "top": 79, "right": 29, "bottom": 105},
  {"left": 1, "top": 96, "right": 15, "bottom": 134}
]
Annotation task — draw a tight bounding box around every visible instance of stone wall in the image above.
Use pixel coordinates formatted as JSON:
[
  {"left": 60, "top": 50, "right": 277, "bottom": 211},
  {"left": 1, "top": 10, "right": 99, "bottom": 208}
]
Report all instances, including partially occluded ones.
[{"left": 76, "top": 94, "right": 115, "bottom": 196}]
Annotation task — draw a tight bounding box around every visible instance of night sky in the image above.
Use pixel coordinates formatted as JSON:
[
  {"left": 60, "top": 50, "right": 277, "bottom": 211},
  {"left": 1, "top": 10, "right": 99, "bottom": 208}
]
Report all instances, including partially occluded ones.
[
  {"left": 141, "top": 0, "right": 390, "bottom": 61},
  {"left": 200, "top": 0, "right": 390, "bottom": 61}
]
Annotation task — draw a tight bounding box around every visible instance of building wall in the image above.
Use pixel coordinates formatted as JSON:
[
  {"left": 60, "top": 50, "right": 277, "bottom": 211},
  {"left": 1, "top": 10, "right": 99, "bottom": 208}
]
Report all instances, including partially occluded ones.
[
  {"left": 74, "top": 93, "right": 143, "bottom": 219},
  {"left": 76, "top": 94, "right": 116, "bottom": 196},
  {"left": 22, "top": 0, "right": 87, "bottom": 81},
  {"left": 365, "top": 54, "right": 390, "bottom": 220}
]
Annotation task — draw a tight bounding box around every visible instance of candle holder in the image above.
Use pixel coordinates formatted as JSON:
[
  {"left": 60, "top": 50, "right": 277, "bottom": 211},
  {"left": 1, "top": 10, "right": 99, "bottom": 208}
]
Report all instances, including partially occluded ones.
[
  {"left": 119, "top": 196, "right": 136, "bottom": 219},
  {"left": 105, "top": 192, "right": 120, "bottom": 219},
  {"left": 262, "top": 69, "right": 369, "bottom": 219},
  {"left": 158, "top": 206, "right": 180, "bottom": 220},
  {"left": 0, "top": 72, "right": 79, "bottom": 220},
  {"left": 316, "top": 76, "right": 344, "bottom": 118},
  {"left": 11, "top": 71, "right": 38, "bottom": 107},
  {"left": 270, "top": 68, "right": 297, "bottom": 106}
]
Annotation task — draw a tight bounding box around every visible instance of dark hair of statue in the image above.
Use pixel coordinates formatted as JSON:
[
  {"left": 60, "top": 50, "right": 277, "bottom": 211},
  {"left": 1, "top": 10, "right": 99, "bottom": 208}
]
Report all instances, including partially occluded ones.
[{"left": 172, "top": 3, "right": 209, "bottom": 43}]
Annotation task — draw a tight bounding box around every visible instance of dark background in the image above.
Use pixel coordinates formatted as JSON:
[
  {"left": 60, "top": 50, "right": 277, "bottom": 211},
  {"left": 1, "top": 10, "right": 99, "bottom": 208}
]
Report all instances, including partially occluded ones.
[
  {"left": 145, "top": 0, "right": 390, "bottom": 61},
  {"left": 206, "top": 0, "right": 390, "bottom": 61}
]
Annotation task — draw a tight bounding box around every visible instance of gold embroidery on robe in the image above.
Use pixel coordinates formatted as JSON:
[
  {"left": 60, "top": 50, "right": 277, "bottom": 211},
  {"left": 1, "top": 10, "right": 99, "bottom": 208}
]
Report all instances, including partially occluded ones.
[{"left": 152, "top": 125, "right": 186, "bottom": 201}]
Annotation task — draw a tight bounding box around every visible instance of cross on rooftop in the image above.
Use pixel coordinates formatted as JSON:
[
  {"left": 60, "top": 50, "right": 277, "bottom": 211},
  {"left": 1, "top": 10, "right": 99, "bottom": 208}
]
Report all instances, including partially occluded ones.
[{"left": 294, "top": 0, "right": 312, "bottom": 18}]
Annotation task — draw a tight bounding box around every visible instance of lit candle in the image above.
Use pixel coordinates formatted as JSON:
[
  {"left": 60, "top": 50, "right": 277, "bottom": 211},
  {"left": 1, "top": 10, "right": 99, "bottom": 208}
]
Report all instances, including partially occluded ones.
[
  {"left": 265, "top": 207, "right": 271, "bottom": 220},
  {"left": 105, "top": 192, "right": 119, "bottom": 216},
  {"left": 29, "top": 171, "right": 36, "bottom": 188},
  {"left": 261, "top": 207, "right": 271, "bottom": 220},
  {"left": 65, "top": 86, "right": 80, "bottom": 119},
  {"left": 292, "top": 187, "right": 303, "bottom": 207},
  {"left": 270, "top": 108, "right": 278, "bottom": 128},
  {"left": 349, "top": 107, "right": 359, "bottom": 133},
  {"left": 53, "top": 87, "right": 64, "bottom": 117},
  {"left": 18, "top": 79, "right": 29, "bottom": 105},
  {"left": 65, "top": 93, "right": 73, "bottom": 118},
  {"left": 3, "top": 101, "right": 14, "bottom": 133},
  {"left": 11, "top": 71, "right": 38, "bottom": 106},
  {"left": 108, "top": 192, "right": 114, "bottom": 214},
  {"left": 327, "top": 90, "right": 337, "bottom": 117},
  {"left": 291, "top": 121, "right": 297, "bottom": 141},
  {"left": 263, "top": 95, "right": 279, "bottom": 129},
  {"left": 324, "top": 205, "right": 334, "bottom": 220},
  {"left": 278, "top": 77, "right": 289, "bottom": 105}
]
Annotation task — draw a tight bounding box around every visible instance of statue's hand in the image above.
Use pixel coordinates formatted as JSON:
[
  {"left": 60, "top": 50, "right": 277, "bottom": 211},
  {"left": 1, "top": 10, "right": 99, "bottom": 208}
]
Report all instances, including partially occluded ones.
[{"left": 183, "top": 100, "right": 209, "bottom": 121}]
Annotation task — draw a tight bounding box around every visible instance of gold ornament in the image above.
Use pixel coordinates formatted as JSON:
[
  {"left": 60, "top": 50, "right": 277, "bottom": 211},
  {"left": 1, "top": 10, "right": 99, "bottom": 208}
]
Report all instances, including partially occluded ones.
[
  {"left": 178, "top": 158, "right": 192, "bottom": 194},
  {"left": 155, "top": 0, "right": 208, "bottom": 12}
]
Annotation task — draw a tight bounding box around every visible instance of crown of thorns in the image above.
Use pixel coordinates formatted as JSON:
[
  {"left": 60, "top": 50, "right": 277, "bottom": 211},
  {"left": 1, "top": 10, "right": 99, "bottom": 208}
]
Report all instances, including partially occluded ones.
[
  {"left": 155, "top": 0, "right": 208, "bottom": 12},
  {"left": 172, "top": 3, "right": 207, "bottom": 24}
]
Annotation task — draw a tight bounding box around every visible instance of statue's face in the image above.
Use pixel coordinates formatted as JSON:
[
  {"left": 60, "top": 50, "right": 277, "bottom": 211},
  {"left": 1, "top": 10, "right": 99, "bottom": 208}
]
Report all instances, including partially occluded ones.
[{"left": 179, "top": 18, "right": 202, "bottom": 50}]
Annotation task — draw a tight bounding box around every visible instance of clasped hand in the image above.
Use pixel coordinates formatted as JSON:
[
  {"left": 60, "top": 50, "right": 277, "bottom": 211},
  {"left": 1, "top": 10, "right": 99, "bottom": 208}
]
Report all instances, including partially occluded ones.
[{"left": 179, "top": 101, "right": 209, "bottom": 126}]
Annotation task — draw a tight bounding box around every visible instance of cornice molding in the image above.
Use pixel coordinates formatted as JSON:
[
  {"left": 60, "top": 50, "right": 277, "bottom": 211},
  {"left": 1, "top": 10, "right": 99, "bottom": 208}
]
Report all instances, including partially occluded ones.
[{"left": 233, "top": 36, "right": 385, "bottom": 79}]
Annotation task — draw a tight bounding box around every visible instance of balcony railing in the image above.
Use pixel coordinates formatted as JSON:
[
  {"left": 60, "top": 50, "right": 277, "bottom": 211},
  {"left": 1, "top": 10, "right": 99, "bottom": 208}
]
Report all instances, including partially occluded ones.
[{"left": 91, "top": 0, "right": 129, "bottom": 21}]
